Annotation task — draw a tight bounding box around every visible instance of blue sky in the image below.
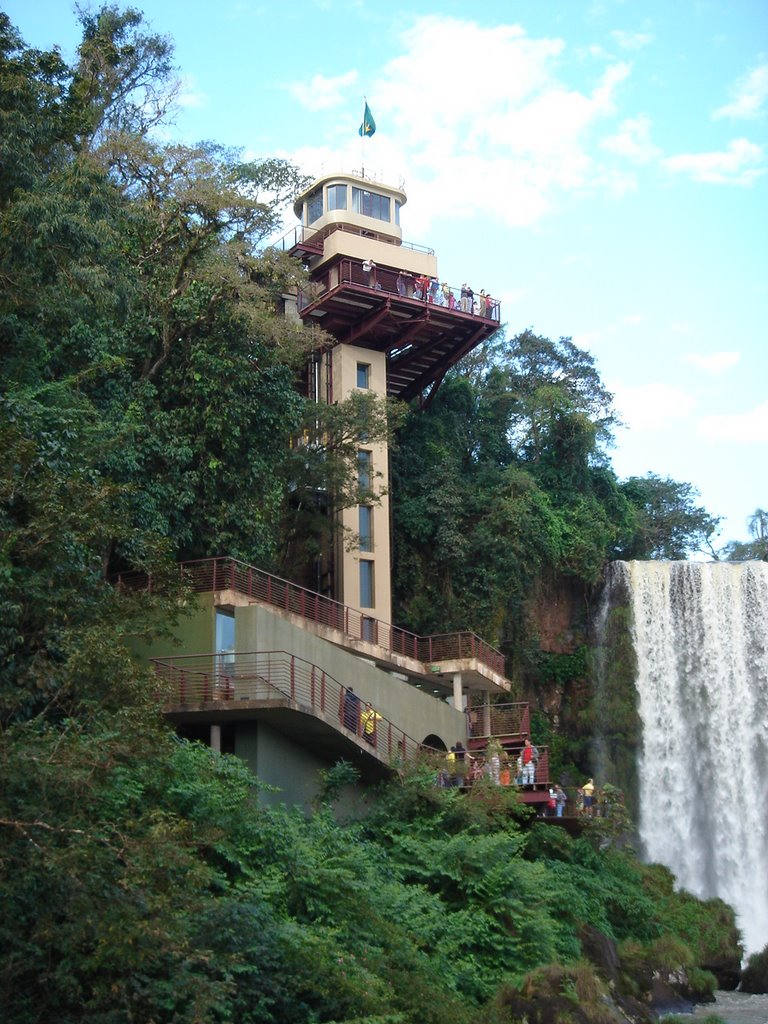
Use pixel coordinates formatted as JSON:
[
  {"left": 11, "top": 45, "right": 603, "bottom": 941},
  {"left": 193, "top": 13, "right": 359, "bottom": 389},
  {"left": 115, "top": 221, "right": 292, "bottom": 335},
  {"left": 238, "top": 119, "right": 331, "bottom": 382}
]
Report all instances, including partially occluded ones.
[{"left": 6, "top": 0, "right": 767, "bottom": 551}]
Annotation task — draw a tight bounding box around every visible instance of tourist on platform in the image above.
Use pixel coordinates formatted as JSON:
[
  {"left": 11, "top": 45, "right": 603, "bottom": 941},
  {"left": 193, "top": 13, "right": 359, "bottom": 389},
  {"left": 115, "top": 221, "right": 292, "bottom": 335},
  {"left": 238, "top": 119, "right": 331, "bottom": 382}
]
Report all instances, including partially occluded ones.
[
  {"left": 555, "top": 784, "right": 567, "bottom": 817},
  {"left": 361, "top": 703, "right": 382, "bottom": 746},
  {"left": 582, "top": 777, "right": 595, "bottom": 816},
  {"left": 396, "top": 271, "right": 407, "bottom": 296},
  {"left": 342, "top": 686, "right": 361, "bottom": 732},
  {"left": 460, "top": 283, "right": 469, "bottom": 311},
  {"left": 546, "top": 787, "right": 557, "bottom": 816},
  {"left": 521, "top": 736, "right": 538, "bottom": 785},
  {"left": 514, "top": 753, "right": 524, "bottom": 786},
  {"left": 466, "top": 284, "right": 474, "bottom": 312},
  {"left": 486, "top": 739, "right": 502, "bottom": 785},
  {"left": 441, "top": 281, "right": 451, "bottom": 306},
  {"left": 362, "top": 258, "right": 377, "bottom": 289}
]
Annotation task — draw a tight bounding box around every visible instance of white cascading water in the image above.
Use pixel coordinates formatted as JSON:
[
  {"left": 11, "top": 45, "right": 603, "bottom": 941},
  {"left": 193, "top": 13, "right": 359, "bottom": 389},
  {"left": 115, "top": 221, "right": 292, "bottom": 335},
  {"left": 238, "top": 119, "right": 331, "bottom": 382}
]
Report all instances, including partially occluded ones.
[{"left": 619, "top": 560, "right": 768, "bottom": 956}]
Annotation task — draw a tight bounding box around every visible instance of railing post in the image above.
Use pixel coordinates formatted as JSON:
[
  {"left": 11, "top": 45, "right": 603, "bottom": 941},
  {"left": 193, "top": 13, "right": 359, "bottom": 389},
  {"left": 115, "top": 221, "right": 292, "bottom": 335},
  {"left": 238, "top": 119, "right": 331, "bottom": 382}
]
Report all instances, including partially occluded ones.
[
  {"left": 203, "top": 672, "right": 210, "bottom": 703},
  {"left": 310, "top": 665, "right": 316, "bottom": 707},
  {"left": 267, "top": 575, "right": 272, "bottom": 606},
  {"left": 290, "top": 656, "right": 295, "bottom": 701},
  {"left": 320, "top": 671, "right": 326, "bottom": 713},
  {"left": 248, "top": 566, "right": 253, "bottom": 597},
  {"left": 179, "top": 669, "right": 186, "bottom": 704}
]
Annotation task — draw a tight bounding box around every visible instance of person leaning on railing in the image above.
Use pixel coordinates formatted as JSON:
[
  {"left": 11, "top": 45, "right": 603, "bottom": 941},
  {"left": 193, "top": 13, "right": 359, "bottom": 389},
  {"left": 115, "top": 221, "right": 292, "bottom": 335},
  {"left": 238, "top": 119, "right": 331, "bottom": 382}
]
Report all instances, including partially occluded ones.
[{"left": 361, "top": 703, "right": 382, "bottom": 747}]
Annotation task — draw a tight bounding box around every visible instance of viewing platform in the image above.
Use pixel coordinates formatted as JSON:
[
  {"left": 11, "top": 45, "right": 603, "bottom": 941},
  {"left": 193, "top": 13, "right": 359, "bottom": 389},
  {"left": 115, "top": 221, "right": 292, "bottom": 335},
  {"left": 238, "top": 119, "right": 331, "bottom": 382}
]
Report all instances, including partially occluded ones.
[
  {"left": 115, "top": 556, "right": 510, "bottom": 694},
  {"left": 295, "top": 253, "right": 500, "bottom": 403}
]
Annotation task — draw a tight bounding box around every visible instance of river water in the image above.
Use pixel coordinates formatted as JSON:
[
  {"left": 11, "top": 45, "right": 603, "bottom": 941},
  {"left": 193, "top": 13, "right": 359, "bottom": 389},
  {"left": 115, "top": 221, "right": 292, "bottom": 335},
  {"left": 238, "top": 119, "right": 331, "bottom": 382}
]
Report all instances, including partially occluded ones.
[{"left": 685, "top": 990, "right": 768, "bottom": 1024}]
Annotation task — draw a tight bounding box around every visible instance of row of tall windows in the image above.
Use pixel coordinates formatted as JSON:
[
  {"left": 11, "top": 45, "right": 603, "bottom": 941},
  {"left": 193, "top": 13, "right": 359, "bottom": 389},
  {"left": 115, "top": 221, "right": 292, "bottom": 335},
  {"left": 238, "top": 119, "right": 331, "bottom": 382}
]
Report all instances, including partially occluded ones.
[{"left": 305, "top": 184, "right": 393, "bottom": 226}]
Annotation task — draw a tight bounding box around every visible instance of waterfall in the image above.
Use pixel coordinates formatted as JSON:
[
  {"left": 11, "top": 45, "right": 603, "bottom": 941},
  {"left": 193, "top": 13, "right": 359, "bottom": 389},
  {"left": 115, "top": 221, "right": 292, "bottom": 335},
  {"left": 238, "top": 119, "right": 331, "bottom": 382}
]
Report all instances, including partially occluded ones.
[{"left": 616, "top": 560, "right": 768, "bottom": 956}]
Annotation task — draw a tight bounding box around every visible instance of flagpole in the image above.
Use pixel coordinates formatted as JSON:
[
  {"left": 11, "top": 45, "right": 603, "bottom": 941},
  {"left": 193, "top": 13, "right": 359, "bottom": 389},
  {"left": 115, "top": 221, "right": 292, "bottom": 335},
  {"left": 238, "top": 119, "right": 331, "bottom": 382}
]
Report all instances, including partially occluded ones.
[{"left": 361, "top": 96, "right": 366, "bottom": 179}]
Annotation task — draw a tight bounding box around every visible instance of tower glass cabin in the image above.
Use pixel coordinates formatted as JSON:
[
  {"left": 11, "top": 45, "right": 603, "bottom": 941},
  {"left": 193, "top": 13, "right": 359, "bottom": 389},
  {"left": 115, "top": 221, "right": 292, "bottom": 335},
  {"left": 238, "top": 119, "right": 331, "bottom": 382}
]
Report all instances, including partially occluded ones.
[{"left": 279, "top": 170, "right": 501, "bottom": 622}]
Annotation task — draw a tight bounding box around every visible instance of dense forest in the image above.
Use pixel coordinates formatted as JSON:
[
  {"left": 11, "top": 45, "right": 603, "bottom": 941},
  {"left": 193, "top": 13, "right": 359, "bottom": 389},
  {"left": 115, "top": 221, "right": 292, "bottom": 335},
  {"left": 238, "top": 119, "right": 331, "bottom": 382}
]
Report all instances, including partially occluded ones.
[{"left": 0, "top": 6, "right": 759, "bottom": 1022}]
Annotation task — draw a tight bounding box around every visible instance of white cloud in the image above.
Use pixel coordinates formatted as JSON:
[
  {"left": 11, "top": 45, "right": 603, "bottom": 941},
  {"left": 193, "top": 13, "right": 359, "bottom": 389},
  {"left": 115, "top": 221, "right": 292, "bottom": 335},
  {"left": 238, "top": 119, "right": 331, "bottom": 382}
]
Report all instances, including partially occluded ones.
[
  {"left": 289, "top": 70, "right": 359, "bottom": 111},
  {"left": 682, "top": 351, "right": 740, "bottom": 375},
  {"left": 287, "top": 16, "right": 636, "bottom": 233},
  {"left": 601, "top": 113, "right": 660, "bottom": 163},
  {"left": 611, "top": 380, "right": 696, "bottom": 431},
  {"left": 699, "top": 401, "right": 768, "bottom": 443},
  {"left": 610, "top": 30, "right": 653, "bottom": 51},
  {"left": 662, "top": 138, "right": 766, "bottom": 185},
  {"left": 713, "top": 63, "right": 768, "bottom": 120}
]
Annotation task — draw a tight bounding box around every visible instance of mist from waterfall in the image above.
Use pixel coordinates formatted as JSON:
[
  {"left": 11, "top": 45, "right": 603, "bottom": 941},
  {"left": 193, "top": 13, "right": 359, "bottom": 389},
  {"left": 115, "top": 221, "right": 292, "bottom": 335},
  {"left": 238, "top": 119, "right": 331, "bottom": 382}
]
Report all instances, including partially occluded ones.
[{"left": 613, "top": 560, "right": 768, "bottom": 956}]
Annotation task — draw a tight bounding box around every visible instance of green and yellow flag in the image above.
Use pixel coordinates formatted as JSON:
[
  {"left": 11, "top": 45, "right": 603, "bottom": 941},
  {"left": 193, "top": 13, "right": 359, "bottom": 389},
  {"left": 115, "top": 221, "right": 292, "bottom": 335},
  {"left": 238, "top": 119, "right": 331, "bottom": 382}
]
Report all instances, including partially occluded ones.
[{"left": 358, "top": 101, "right": 376, "bottom": 138}]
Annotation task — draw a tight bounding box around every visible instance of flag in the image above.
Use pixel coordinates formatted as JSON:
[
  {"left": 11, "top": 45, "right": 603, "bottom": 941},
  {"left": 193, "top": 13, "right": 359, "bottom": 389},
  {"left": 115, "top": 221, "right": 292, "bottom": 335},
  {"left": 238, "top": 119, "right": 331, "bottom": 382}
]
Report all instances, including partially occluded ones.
[{"left": 358, "top": 101, "right": 376, "bottom": 138}]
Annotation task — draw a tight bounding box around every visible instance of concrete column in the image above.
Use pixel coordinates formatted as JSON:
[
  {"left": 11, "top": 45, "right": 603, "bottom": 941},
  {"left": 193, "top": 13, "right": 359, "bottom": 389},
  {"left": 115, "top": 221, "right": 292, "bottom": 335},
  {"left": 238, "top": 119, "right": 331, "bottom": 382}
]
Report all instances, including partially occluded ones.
[
  {"left": 452, "top": 672, "right": 463, "bottom": 710},
  {"left": 482, "top": 694, "right": 491, "bottom": 737},
  {"left": 210, "top": 724, "right": 222, "bottom": 753}
]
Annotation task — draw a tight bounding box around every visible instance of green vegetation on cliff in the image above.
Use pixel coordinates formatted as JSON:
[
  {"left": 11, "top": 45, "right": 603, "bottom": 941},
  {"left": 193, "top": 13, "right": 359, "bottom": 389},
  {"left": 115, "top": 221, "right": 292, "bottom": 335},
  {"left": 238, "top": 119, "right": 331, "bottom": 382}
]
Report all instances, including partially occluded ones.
[{"left": 0, "top": 8, "right": 746, "bottom": 1021}]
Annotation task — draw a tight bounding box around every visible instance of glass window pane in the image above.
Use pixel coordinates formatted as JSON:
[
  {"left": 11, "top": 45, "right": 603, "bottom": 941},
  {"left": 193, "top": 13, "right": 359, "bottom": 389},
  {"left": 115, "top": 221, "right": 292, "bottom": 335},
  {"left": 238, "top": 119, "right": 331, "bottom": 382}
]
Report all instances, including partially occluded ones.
[
  {"left": 356, "top": 362, "right": 370, "bottom": 388},
  {"left": 360, "top": 560, "right": 374, "bottom": 607},
  {"left": 359, "top": 506, "right": 372, "bottom": 551},
  {"left": 306, "top": 189, "right": 323, "bottom": 224},
  {"left": 357, "top": 450, "right": 371, "bottom": 491},
  {"left": 351, "top": 186, "right": 390, "bottom": 223},
  {"left": 327, "top": 184, "right": 347, "bottom": 210}
]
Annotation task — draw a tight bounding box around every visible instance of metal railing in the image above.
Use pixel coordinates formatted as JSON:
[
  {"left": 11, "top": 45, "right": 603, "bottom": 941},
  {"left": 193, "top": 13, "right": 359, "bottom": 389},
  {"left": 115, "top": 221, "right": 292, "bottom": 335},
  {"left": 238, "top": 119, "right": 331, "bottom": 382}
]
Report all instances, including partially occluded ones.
[
  {"left": 273, "top": 222, "right": 435, "bottom": 256},
  {"left": 297, "top": 258, "right": 500, "bottom": 322},
  {"left": 466, "top": 702, "right": 531, "bottom": 740},
  {"left": 152, "top": 649, "right": 422, "bottom": 764},
  {"left": 115, "top": 557, "right": 505, "bottom": 677},
  {"left": 464, "top": 744, "right": 550, "bottom": 788}
]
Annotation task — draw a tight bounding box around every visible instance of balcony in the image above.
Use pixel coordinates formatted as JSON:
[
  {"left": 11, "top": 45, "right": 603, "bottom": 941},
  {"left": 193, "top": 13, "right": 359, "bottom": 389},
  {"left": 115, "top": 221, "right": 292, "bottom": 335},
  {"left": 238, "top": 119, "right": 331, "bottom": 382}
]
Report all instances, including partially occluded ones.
[
  {"left": 153, "top": 649, "right": 423, "bottom": 769},
  {"left": 115, "top": 556, "right": 508, "bottom": 688},
  {"left": 297, "top": 256, "right": 501, "bottom": 404}
]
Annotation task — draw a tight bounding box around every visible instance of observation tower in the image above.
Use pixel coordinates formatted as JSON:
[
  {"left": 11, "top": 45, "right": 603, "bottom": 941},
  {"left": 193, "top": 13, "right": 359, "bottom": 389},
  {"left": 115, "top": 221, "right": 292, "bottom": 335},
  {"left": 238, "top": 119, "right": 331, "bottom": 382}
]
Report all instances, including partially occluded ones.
[{"left": 279, "top": 169, "right": 501, "bottom": 628}]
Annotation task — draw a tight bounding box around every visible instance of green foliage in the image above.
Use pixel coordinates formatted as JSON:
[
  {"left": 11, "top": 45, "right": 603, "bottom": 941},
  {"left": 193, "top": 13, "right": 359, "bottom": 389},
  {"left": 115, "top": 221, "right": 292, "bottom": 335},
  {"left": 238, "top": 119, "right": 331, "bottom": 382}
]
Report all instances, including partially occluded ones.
[
  {"left": 722, "top": 507, "right": 768, "bottom": 561},
  {"left": 618, "top": 473, "right": 721, "bottom": 560},
  {"left": 741, "top": 943, "right": 768, "bottom": 993},
  {"left": 0, "top": 8, "right": 740, "bottom": 1023}
]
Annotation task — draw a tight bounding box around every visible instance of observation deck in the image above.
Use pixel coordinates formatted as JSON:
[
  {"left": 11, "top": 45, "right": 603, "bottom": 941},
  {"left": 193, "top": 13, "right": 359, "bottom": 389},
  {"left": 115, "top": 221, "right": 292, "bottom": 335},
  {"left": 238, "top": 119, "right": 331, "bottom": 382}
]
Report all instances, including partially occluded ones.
[{"left": 296, "top": 254, "right": 500, "bottom": 403}]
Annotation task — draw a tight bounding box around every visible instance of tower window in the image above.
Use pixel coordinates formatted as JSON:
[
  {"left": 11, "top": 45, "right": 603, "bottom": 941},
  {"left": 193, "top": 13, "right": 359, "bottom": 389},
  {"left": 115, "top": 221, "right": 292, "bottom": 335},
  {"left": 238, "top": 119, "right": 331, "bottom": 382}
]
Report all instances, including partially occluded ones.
[
  {"left": 351, "top": 187, "right": 391, "bottom": 223},
  {"left": 359, "top": 560, "right": 374, "bottom": 607},
  {"left": 327, "top": 184, "right": 347, "bottom": 211},
  {"left": 306, "top": 189, "right": 323, "bottom": 224},
  {"left": 356, "top": 362, "right": 370, "bottom": 389},
  {"left": 357, "top": 450, "right": 372, "bottom": 491},
  {"left": 359, "top": 505, "right": 373, "bottom": 552}
]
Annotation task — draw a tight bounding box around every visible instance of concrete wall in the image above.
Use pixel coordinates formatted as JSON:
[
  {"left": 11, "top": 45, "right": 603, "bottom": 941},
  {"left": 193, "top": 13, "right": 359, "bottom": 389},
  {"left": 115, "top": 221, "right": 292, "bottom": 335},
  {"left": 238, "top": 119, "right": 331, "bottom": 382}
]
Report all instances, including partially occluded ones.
[
  {"left": 233, "top": 720, "right": 334, "bottom": 809},
  {"left": 331, "top": 342, "right": 392, "bottom": 623},
  {"left": 236, "top": 602, "right": 466, "bottom": 750},
  {"left": 129, "top": 593, "right": 216, "bottom": 662}
]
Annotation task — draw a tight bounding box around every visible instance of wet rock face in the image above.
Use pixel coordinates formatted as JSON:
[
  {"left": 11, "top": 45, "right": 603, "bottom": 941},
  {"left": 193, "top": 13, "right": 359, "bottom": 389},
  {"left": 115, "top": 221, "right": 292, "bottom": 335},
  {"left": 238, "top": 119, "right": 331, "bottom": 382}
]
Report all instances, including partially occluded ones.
[
  {"left": 704, "top": 950, "right": 743, "bottom": 991},
  {"left": 741, "top": 946, "right": 768, "bottom": 994}
]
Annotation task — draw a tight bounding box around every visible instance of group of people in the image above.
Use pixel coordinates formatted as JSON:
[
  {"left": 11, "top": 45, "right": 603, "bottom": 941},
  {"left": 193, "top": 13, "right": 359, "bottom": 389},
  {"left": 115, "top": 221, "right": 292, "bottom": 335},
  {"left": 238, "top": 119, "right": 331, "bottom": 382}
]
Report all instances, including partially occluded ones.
[
  {"left": 342, "top": 686, "right": 382, "bottom": 747},
  {"left": 355, "top": 263, "right": 498, "bottom": 319},
  {"left": 438, "top": 736, "right": 542, "bottom": 789}
]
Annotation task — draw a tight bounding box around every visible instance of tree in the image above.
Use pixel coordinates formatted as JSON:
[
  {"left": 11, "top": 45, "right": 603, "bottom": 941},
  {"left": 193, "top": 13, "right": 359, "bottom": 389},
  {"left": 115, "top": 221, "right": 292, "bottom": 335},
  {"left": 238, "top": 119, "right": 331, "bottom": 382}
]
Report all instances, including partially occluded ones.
[
  {"left": 722, "top": 507, "right": 768, "bottom": 562},
  {"left": 617, "top": 474, "right": 721, "bottom": 560}
]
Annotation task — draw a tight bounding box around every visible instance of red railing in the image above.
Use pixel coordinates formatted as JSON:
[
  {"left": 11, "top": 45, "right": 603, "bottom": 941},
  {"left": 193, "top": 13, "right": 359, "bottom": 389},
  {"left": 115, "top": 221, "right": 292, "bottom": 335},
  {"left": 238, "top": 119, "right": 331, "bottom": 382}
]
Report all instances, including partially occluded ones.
[
  {"left": 466, "top": 702, "right": 531, "bottom": 740},
  {"left": 298, "top": 258, "right": 500, "bottom": 322},
  {"left": 152, "top": 649, "right": 423, "bottom": 764},
  {"left": 115, "top": 557, "right": 505, "bottom": 677},
  {"left": 463, "top": 743, "right": 550, "bottom": 789}
]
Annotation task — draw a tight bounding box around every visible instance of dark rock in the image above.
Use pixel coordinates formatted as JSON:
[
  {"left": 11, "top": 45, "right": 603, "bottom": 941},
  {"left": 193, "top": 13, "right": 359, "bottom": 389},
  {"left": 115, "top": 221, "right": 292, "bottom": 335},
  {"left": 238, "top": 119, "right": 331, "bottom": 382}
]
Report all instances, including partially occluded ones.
[{"left": 741, "top": 945, "right": 768, "bottom": 994}]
